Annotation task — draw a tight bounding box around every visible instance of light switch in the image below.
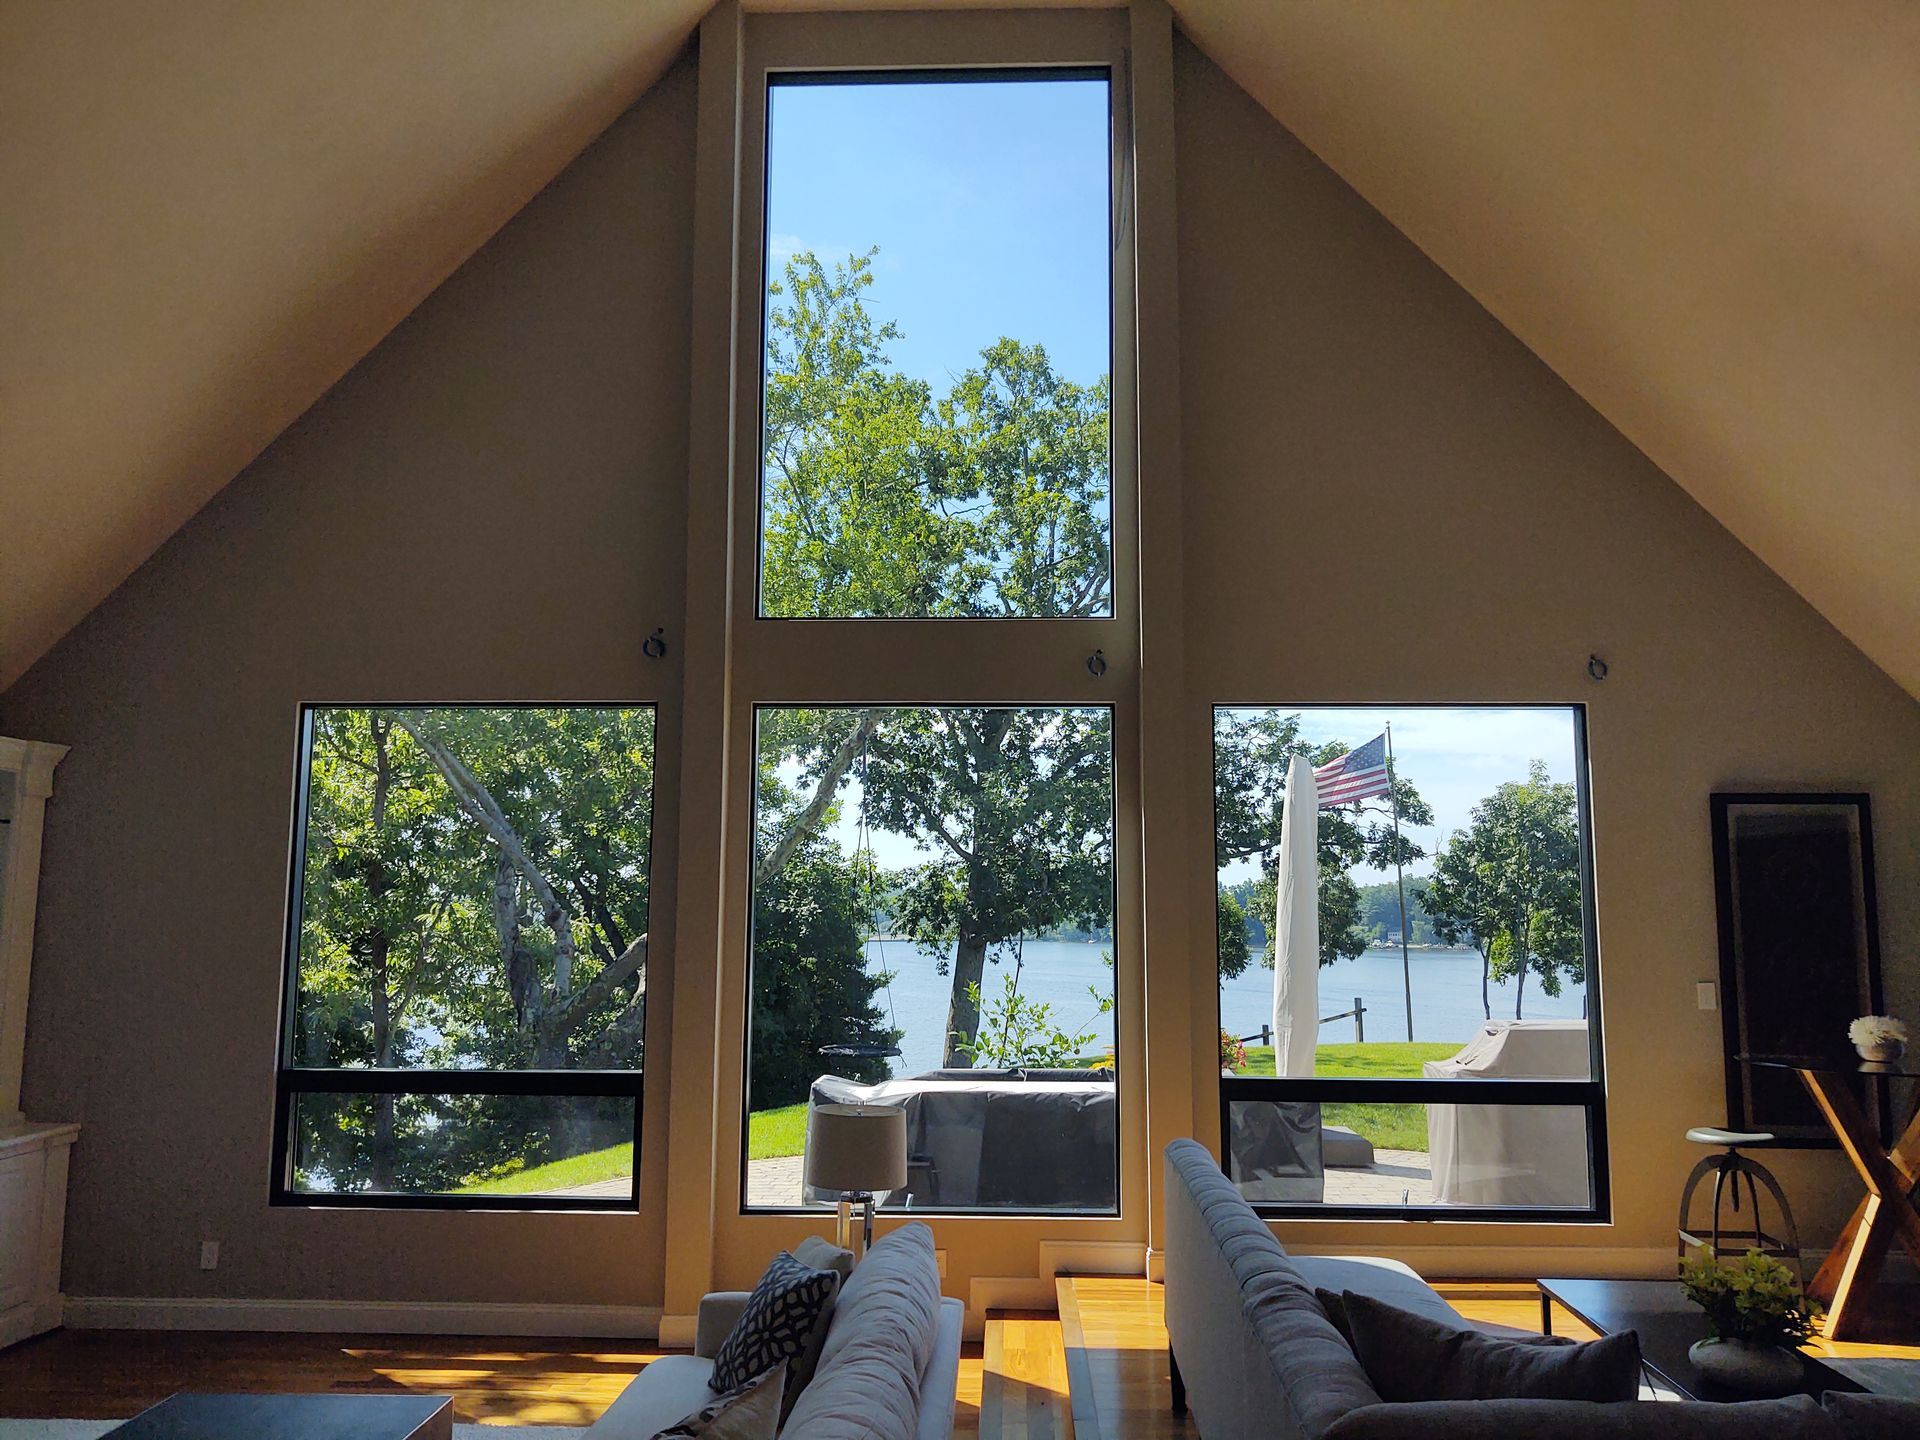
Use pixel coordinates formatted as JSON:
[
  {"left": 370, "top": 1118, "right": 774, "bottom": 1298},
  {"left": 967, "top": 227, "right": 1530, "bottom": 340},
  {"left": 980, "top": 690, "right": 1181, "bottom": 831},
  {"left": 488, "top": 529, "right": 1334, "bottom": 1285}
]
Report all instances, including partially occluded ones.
[{"left": 1696, "top": 982, "right": 1717, "bottom": 1012}]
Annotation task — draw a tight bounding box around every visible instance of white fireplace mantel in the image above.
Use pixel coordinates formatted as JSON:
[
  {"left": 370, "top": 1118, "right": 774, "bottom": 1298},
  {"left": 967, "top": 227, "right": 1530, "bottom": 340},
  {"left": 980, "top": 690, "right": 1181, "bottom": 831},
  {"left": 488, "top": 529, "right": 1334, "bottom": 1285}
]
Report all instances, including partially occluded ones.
[{"left": 0, "top": 734, "right": 72, "bottom": 1349}]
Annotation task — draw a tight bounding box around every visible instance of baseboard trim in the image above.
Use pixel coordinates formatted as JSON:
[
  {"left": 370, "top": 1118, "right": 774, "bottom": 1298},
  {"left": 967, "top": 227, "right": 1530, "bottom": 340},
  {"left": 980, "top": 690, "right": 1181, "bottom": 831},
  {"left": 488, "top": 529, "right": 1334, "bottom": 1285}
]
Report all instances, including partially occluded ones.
[{"left": 63, "top": 1295, "right": 663, "bottom": 1339}]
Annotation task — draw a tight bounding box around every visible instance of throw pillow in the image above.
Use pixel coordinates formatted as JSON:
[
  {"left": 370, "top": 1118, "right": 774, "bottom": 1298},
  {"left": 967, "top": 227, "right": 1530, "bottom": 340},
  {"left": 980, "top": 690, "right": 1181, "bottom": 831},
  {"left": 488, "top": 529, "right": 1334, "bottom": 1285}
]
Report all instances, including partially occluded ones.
[
  {"left": 1340, "top": 1290, "right": 1641, "bottom": 1403},
  {"left": 655, "top": 1362, "right": 785, "bottom": 1440},
  {"left": 1314, "top": 1287, "right": 1574, "bottom": 1351},
  {"left": 781, "top": 1236, "right": 856, "bottom": 1417},
  {"left": 709, "top": 1252, "right": 839, "bottom": 1394}
]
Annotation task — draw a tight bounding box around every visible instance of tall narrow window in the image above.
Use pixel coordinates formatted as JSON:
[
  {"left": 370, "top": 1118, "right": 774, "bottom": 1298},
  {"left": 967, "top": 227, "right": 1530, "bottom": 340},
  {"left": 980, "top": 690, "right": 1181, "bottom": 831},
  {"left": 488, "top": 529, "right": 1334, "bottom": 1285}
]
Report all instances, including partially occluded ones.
[
  {"left": 744, "top": 705, "right": 1118, "bottom": 1213},
  {"left": 757, "top": 73, "right": 1113, "bottom": 619},
  {"left": 274, "top": 705, "right": 653, "bottom": 1208},
  {"left": 1213, "top": 705, "right": 1606, "bottom": 1218},
  {"left": 737, "top": 51, "right": 1129, "bottom": 1219}
]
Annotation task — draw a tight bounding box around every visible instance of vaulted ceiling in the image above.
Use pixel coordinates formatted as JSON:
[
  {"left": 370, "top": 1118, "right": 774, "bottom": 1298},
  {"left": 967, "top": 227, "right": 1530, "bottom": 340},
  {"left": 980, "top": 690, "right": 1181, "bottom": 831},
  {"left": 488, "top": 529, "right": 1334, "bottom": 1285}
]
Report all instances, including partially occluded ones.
[{"left": 4, "top": 2, "right": 1915, "bottom": 696}]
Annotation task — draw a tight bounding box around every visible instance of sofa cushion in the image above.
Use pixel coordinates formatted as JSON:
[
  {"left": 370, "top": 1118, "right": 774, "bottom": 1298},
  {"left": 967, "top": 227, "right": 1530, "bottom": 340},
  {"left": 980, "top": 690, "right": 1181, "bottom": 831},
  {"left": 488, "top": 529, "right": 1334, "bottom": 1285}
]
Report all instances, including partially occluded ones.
[
  {"left": 1821, "top": 1391, "right": 1920, "bottom": 1439},
  {"left": 783, "top": 1222, "right": 942, "bottom": 1440},
  {"left": 1292, "top": 1256, "right": 1468, "bottom": 1333},
  {"left": 1161, "top": 1139, "right": 1383, "bottom": 1440},
  {"left": 1313, "top": 1284, "right": 1571, "bottom": 1351},
  {"left": 784, "top": 1237, "right": 857, "bottom": 1416},
  {"left": 1239, "top": 1269, "right": 1385, "bottom": 1439},
  {"left": 710, "top": 1252, "right": 839, "bottom": 1394},
  {"left": 1164, "top": 1138, "right": 1298, "bottom": 1279},
  {"left": 588, "top": 1356, "right": 720, "bottom": 1440},
  {"left": 1342, "top": 1291, "right": 1641, "bottom": 1403},
  {"left": 657, "top": 1361, "right": 785, "bottom": 1440},
  {"left": 1325, "top": 1395, "right": 1843, "bottom": 1440}
]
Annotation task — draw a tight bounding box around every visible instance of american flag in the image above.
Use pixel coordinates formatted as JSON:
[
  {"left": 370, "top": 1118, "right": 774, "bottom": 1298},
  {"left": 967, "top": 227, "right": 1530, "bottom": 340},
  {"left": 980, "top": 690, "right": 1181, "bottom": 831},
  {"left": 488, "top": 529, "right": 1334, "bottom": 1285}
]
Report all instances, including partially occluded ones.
[{"left": 1313, "top": 733, "right": 1391, "bottom": 809}]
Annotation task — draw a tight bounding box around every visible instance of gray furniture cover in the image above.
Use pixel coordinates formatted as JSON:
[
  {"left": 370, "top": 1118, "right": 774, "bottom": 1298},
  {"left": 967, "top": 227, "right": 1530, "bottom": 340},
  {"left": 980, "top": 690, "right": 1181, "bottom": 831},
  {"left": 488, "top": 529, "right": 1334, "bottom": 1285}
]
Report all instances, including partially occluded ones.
[{"left": 810, "top": 1070, "right": 1116, "bottom": 1209}]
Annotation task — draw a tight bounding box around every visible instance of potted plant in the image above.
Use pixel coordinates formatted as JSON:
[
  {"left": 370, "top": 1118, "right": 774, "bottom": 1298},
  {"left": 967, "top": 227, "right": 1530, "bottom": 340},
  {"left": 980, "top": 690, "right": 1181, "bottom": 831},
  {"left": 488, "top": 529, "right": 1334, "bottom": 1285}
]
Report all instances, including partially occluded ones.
[
  {"left": 1679, "top": 1246, "right": 1820, "bottom": 1395},
  {"left": 1849, "top": 1015, "right": 1908, "bottom": 1063}
]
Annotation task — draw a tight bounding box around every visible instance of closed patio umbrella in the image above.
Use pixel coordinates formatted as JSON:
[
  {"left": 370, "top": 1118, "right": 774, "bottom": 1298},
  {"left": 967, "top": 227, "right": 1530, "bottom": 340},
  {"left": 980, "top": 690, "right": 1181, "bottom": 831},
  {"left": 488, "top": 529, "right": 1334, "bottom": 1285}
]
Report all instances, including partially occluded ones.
[{"left": 1271, "top": 754, "right": 1320, "bottom": 1078}]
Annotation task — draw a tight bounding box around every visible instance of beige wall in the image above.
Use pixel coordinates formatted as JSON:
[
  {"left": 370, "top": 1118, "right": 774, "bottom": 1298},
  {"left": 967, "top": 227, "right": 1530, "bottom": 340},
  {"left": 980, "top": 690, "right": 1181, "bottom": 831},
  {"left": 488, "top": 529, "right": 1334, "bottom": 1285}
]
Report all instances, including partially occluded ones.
[
  {"left": 1173, "top": 35, "right": 1920, "bottom": 1267},
  {"left": 2, "top": 26, "right": 1916, "bottom": 1317},
  {"left": 0, "top": 55, "right": 697, "bottom": 1309}
]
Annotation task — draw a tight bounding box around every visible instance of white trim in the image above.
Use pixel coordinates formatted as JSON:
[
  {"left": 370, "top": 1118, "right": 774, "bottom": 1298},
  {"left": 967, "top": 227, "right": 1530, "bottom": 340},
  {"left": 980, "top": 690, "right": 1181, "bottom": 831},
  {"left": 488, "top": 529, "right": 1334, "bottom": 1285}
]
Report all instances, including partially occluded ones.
[
  {"left": 63, "top": 1296, "right": 662, "bottom": 1338},
  {"left": 1038, "top": 1239, "right": 1147, "bottom": 1277}
]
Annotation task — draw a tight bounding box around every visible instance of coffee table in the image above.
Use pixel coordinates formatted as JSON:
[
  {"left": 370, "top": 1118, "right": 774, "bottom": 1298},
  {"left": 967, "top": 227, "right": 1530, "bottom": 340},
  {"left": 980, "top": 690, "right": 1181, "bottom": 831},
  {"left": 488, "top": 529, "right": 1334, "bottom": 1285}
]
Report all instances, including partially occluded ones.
[
  {"left": 105, "top": 1393, "right": 453, "bottom": 1440},
  {"left": 1538, "top": 1278, "right": 1861, "bottom": 1402}
]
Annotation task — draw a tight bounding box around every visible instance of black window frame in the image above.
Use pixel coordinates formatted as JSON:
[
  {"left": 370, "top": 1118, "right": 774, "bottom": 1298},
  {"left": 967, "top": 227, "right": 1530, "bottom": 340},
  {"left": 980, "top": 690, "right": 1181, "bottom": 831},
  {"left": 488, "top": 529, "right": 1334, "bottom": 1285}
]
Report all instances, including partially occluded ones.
[
  {"left": 738, "top": 699, "right": 1124, "bottom": 1219},
  {"left": 1211, "top": 701, "right": 1610, "bottom": 1223},
  {"left": 270, "top": 702, "right": 652, "bottom": 1213}
]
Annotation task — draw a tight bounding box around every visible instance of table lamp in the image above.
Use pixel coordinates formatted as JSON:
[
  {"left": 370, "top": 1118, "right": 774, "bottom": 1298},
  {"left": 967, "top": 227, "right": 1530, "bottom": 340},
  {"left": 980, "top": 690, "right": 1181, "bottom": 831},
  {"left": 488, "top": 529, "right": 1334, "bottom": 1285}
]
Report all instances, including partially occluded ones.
[{"left": 805, "top": 1102, "right": 907, "bottom": 1257}]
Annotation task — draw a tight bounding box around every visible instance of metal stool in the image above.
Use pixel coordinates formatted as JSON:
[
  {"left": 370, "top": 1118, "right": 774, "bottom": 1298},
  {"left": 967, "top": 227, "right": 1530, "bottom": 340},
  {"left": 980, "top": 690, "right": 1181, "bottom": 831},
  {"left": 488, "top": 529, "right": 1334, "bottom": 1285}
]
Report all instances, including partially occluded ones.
[{"left": 1677, "top": 1127, "right": 1804, "bottom": 1286}]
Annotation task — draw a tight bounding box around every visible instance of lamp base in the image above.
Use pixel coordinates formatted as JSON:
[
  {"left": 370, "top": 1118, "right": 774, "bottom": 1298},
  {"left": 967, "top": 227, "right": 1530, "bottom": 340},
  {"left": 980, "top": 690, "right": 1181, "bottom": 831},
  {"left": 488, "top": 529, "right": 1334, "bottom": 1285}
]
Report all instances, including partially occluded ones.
[{"left": 833, "top": 1193, "right": 876, "bottom": 1259}]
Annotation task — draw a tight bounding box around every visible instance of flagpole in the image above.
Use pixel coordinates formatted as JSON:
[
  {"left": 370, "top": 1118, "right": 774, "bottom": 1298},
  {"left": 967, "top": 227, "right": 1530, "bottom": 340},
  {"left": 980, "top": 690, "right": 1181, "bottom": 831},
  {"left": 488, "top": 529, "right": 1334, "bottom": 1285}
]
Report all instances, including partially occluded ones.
[{"left": 1385, "top": 722, "right": 1414, "bottom": 1043}]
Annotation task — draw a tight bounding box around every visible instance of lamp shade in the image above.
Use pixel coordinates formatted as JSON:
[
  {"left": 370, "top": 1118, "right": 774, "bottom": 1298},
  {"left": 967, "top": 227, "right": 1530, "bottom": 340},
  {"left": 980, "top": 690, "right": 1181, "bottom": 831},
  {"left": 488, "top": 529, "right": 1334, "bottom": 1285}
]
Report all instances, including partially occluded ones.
[{"left": 805, "top": 1103, "right": 908, "bottom": 1194}]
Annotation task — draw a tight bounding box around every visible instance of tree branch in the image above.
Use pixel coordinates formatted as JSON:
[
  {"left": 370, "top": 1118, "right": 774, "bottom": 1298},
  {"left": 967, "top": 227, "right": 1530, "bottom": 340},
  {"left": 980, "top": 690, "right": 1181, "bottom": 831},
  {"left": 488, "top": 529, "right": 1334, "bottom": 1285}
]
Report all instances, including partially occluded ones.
[
  {"left": 392, "top": 711, "right": 580, "bottom": 1006},
  {"left": 760, "top": 710, "right": 879, "bottom": 880}
]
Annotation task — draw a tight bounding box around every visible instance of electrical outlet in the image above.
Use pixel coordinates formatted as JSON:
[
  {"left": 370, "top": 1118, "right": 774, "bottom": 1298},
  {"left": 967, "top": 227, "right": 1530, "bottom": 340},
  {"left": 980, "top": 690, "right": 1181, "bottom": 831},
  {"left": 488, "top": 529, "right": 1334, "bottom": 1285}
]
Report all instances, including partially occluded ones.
[
  {"left": 1696, "top": 982, "right": 1717, "bottom": 1012},
  {"left": 199, "top": 1240, "right": 220, "bottom": 1271}
]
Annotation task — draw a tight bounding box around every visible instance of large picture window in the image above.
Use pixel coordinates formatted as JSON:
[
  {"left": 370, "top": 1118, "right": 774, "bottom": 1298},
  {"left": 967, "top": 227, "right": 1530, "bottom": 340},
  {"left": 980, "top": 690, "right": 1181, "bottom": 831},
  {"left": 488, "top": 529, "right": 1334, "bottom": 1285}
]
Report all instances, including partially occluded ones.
[
  {"left": 743, "top": 705, "right": 1119, "bottom": 1213},
  {"left": 273, "top": 705, "right": 653, "bottom": 1208},
  {"left": 1214, "top": 705, "right": 1606, "bottom": 1218},
  {"left": 756, "top": 71, "right": 1113, "bottom": 620}
]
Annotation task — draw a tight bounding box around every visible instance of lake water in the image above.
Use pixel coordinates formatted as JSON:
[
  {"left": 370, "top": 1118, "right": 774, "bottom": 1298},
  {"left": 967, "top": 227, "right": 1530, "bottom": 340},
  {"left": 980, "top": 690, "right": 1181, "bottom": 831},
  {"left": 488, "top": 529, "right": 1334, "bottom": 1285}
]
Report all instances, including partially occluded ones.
[{"left": 863, "top": 938, "right": 1588, "bottom": 1076}]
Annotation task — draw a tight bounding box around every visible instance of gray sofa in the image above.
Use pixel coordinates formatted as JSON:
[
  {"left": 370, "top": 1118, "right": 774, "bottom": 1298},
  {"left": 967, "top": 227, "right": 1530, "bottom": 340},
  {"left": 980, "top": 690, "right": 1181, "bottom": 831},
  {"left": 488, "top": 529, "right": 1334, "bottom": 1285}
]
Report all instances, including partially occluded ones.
[
  {"left": 1161, "top": 1139, "right": 1909, "bottom": 1439},
  {"left": 590, "top": 1223, "right": 962, "bottom": 1440}
]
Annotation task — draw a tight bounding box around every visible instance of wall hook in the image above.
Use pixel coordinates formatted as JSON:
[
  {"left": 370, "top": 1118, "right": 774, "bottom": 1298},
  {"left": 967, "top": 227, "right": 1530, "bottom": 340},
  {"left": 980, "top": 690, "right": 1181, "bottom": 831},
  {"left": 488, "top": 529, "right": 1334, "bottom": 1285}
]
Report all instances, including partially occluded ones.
[
  {"left": 643, "top": 628, "right": 668, "bottom": 660},
  {"left": 1587, "top": 653, "right": 1609, "bottom": 681},
  {"left": 1087, "top": 649, "right": 1108, "bottom": 678}
]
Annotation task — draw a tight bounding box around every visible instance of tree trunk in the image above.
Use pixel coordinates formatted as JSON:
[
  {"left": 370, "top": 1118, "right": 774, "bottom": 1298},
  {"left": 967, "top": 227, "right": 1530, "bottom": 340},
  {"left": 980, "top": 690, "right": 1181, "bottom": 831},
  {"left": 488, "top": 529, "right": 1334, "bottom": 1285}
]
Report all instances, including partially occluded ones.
[
  {"left": 1513, "top": 915, "right": 1534, "bottom": 1020},
  {"left": 370, "top": 933, "right": 396, "bottom": 1191},
  {"left": 1479, "top": 946, "right": 1491, "bottom": 1020},
  {"left": 943, "top": 928, "right": 991, "bottom": 1068}
]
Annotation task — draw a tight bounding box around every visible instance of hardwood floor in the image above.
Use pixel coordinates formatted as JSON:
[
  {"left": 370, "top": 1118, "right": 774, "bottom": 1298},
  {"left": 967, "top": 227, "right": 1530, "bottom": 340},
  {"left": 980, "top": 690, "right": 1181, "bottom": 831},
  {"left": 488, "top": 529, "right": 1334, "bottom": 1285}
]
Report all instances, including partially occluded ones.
[
  {"left": 1, "top": 1280, "right": 1913, "bottom": 1436},
  {"left": 0, "top": 1330, "right": 668, "bottom": 1428}
]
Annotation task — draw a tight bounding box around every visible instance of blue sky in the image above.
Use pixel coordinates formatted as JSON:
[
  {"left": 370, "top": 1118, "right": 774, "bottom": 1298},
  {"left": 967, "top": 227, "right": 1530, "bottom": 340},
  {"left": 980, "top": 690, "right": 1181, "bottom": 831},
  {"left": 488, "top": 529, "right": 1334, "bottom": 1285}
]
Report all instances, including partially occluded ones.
[
  {"left": 1215, "top": 706, "right": 1585, "bottom": 888},
  {"left": 765, "top": 75, "right": 1111, "bottom": 390}
]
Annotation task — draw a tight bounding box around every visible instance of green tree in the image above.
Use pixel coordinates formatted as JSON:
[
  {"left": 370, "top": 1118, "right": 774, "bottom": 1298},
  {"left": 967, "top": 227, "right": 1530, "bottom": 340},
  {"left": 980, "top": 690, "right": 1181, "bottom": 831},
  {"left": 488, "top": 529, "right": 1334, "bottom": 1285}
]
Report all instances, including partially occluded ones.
[
  {"left": 749, "top": 830, "right": 897, "bottom": 1107},
  {"left": 752, "top": 250, "right": 1119, "bottom": 1066},
  {"left": 1212, "top": 712, "right": 1432, "bottom": 975},
  {"left": 1217, "top": 889, "right": 1252, "bottom": 981},
  {"left": 1419, "top": 760, "right": 1583, "bottom": 1019},
  {"left": 294, "top": 707, "right": 655, "bottom": 1190}
]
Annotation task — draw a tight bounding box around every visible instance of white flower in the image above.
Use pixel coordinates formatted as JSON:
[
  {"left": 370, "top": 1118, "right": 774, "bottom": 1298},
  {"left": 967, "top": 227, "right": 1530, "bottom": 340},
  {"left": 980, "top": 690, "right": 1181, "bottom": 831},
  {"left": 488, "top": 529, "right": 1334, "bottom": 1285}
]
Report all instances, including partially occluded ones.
[{"left": 1849, "top": 1015, "right": 1908, "bottom": 1046}]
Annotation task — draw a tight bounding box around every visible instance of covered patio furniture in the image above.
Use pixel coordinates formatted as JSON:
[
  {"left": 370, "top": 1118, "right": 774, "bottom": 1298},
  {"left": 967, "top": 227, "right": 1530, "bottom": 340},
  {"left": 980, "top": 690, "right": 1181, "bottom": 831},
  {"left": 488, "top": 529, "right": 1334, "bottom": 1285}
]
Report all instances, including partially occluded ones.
[
  {"left": 1424, "top": 1018, "right": 1591, "bottom": 1206},
  {"left": 809, "top": 1068, "right": 1117, "bottom": 1210}
]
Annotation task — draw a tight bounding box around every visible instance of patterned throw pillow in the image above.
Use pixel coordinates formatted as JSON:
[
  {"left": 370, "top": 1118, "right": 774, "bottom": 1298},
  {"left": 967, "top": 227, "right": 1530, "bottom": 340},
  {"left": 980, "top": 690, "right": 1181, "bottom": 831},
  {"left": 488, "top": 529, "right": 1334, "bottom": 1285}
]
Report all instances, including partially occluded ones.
[
  {"left": 709, "top": 1251, "right": 839, "bottom": 1394},
  {"left": 656, "top": 1361, "right": 785, "bottom": 1440}
]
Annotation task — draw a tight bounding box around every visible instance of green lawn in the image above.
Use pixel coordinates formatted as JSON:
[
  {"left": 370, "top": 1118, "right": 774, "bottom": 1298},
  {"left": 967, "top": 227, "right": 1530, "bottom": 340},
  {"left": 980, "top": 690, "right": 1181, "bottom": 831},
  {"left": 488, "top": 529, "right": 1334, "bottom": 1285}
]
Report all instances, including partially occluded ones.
[
  {"left": 748, "top": 1101, "right": 809, "bottom": 1160},
  {"left": 738, "top": 1043, "right": 1468, "bottom": 1164},
  {"left": 1232, "top": 1041, "right": 1463, "bottom": 1153},
  {"left": 458, "top": 1142, "right": 634, "bottom": 1195},
  {"left": 1233, "top": 1041, "right": 1461, "bottom": 1078},
  {"left": 465, "top": 1043, "right": 1469, "bottom": 1190}
]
